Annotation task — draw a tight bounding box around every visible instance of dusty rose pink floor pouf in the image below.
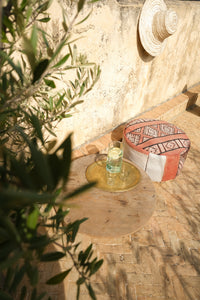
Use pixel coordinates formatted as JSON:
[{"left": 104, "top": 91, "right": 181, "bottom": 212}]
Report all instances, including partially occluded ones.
[{"left": 123, "top": 119, "right": 190, "bottom": 182}]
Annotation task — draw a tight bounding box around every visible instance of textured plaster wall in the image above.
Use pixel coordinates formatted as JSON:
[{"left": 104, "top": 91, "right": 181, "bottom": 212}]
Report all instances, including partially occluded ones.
[{"left": 50, "top": 0, "right": 200, "bottom": 149}]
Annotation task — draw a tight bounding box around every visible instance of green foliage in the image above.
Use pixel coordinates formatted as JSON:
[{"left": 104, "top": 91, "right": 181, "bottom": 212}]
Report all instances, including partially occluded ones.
[
  {"left": 0, "top": 118, "right": 102, "bottom": 299},
  {"left": 0, "top": 0, "right": 101, "bottom": 153},
  {"left": 0, "top": 0, "right": 102, "bottom": 299}
]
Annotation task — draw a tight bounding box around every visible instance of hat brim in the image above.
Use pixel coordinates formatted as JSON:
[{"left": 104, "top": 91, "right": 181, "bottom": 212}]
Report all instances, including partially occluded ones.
[{"left": 139, "top": 0, "right": 167, "bottom": 56}]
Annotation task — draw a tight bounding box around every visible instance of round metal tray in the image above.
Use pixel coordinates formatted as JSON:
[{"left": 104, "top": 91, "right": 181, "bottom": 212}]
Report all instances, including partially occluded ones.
[{"left": 85, "top": 159, "right": 141, "bottom": 192}]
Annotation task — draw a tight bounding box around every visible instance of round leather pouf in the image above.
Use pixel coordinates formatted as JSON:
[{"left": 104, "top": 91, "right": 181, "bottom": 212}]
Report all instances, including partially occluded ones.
[{"left": 123, "top": 119, "right": 190, "bottom": 182}]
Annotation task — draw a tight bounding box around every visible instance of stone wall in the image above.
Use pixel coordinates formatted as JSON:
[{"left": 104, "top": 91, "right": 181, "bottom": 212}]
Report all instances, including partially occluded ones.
[{"left": 50, "top": 0, "right": 200, "bottom": 149}]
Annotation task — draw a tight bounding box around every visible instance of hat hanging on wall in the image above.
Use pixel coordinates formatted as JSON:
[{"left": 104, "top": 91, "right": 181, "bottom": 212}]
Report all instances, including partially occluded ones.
[{"left": 139, "top": 0, "right": 178, "bottom": 57}]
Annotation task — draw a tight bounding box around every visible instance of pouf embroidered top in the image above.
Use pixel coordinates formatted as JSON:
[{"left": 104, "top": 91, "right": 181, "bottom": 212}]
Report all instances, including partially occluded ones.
[{"left": 123, "top": 119, "right": 190, "bottom": 182}]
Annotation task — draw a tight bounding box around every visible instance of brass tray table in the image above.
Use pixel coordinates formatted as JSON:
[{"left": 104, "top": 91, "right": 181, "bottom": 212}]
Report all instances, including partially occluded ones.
[{"left": 65, "top": 154, "right": 156, "bottom": 238}]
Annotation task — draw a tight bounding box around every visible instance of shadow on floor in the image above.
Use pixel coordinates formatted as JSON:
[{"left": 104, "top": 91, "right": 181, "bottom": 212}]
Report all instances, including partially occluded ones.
[
  {"left": 187, "top": 105, "right": 200, "bottom": 117},
  {"left": 95, "top": 231, "right": 200, "bottom": 299},
  {"left": 96, "top": 255, "right": 135, "bottom": 300}
]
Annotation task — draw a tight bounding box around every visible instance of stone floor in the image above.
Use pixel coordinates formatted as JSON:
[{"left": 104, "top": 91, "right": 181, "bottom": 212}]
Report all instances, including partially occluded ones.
[{"left": 40, "top": 85, "right": 200, "bottom": 299}]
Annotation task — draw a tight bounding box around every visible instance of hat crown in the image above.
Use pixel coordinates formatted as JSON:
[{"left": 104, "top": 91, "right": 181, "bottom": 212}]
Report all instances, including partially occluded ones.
[
  {"left": 139, "top": 0, "right": 178, "bottom": 56},
  {"left": 152, "top": 9, "right": 178, "bottom": 42}
]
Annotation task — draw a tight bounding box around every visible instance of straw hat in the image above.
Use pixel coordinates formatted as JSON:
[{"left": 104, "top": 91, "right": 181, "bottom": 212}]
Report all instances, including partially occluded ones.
[{"left": 139, "top": 0, "right": 178, "bottom": 56}]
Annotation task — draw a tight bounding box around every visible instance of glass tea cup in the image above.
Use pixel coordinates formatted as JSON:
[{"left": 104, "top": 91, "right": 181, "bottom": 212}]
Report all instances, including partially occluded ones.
[{"left": 106, "top": 141, "right": 123, "bottom": 174}]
